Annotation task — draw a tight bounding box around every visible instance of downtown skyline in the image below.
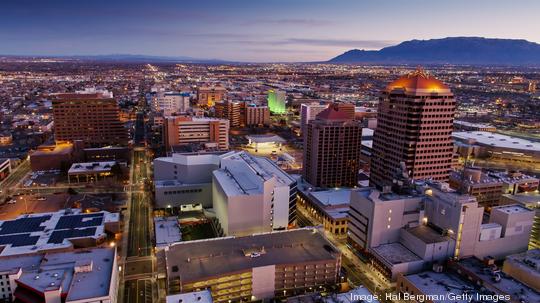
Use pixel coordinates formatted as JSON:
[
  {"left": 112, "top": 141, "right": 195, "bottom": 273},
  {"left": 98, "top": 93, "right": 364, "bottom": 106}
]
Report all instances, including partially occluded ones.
[{"left": 2, "top": 0, "right": 540, "bottom": 62}]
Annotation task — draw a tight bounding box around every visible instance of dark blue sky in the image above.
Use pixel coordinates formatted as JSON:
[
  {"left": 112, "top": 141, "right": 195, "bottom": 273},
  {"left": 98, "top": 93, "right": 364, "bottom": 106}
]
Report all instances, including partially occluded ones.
[{"left": 2, "top": 0, "right": 539, "bottom": 62}]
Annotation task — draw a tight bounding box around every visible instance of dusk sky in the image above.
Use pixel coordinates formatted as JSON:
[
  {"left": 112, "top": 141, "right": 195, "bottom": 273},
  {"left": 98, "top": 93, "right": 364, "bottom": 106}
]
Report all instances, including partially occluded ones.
[{"left": 2, "top": 0, "right": 540, "bottom": 62}]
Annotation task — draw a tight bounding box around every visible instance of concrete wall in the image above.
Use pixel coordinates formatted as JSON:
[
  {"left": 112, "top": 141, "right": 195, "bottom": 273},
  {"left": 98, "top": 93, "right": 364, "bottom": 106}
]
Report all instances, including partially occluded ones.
[
  {"left": 252, "top": 265, "right": 276, "bottom": 300},
  {"left": 272, "top": 184, "right": 290, "bottom": 230},
  {"left": 474, "top": 233, "right": 530, "bottom": 260},
  {"left": 155, "top": 183, "right": 212, "bottom": 208}
]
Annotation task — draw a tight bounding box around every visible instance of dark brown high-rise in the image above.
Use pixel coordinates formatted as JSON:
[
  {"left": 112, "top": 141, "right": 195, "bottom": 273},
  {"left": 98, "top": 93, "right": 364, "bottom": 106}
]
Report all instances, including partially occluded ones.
[
  {"left": 52, "top": 93, "right": 128, "bottom": 146},
  {"left": 303, "top": 104, "right": 362, "bottom": 188},
  {"left": 370, "top": 69, "right": 456, "bottom": 189}
]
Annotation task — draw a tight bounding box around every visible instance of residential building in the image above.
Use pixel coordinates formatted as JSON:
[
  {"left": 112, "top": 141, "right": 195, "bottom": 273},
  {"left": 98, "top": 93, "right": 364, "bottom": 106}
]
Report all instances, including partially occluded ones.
[{"left": 370, "top": 69, "right": 456, "bottom": 189}]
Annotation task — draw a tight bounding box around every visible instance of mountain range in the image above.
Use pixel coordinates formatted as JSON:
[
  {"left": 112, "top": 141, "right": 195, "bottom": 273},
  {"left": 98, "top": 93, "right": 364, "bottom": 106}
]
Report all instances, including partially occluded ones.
[{"left": 328, "top": 37, "right": 540, "bottom": 65}]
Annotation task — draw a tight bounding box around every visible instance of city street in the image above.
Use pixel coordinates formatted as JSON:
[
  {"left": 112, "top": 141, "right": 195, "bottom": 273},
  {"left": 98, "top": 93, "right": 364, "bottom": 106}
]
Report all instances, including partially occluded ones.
[
  {"left": 122, "top": 148, "right": 158, "bottom": 303},
  {"left": 296, "top": 209, "right": 397, "bottom": 303}
]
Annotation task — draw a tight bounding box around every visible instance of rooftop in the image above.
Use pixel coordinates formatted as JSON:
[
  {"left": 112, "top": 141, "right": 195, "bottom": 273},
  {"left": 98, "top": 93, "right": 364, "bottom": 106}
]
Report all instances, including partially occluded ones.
[
  {"left": 457, "top": 257, "right": 540, "bottom": 302},
  {"left": 386, "top": 69, "right": 451, "bottom": 94},
  {"left": 154, "top": 217, "right": 182, "bottom": 247},
  {"left": 13, "top": 248, "right": 116, "bottom": 302},
  {"left": 405, "top": 225, "right": 451, "bottom": 244},
  {"left": 166, "top": 290, "right": 213, "bottom": 303},
  {"left": 0, "top": 209, "right": 119, "bottom": 256},
  {"left": 246, "top": 134, "right": 286, "bottom": 144},
  {"left": 505, "top": 249, "right": 540, "bottom": 275},
  {"left": 452, "top": 131, "right": 540, "bottom": 153},
  {"left": 371, "top": 243, "right": 422, "bottom": 265},
  {"left": 214, "top": 151, "right": 295, "bottom": 196},
  {"left": 68, "top": 161, "right": 116, "bottom": 174},
  {"left": 403, "top": 271, "right": 479, "bottom": 303},
  {"left": 165, "top": 228, "right": 339, "bottom": 283},
  {"left": 492, "top": 204, "right": 533, "bottom": 215}
]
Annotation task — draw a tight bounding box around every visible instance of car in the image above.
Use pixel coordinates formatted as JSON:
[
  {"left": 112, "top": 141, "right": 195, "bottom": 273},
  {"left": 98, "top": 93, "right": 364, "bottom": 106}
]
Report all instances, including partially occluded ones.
[
  {"left": 36, "top": 196, "right": 46, "bottom": 201},
  {"left": 6, "top": 199, "right": 16, "bottom": 204}
]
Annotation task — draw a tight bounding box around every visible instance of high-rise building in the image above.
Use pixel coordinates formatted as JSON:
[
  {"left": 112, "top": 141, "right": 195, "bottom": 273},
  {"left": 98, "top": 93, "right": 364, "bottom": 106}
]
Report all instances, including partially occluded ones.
[
  {"left": 300, "top": 102, "right": 328, "bottom": 134},
  {"left": 215, "top": 100, "right": 270, "bottom": 127},
  {"left": 197, "top": 85, "right": 226, "bottom": 107},
  {"left": 52, "top": 92, "right": 128, "bottom": 146},
  {"left": 370, "top": 69, "right": 456, "bottom": 189},
  {"left": 163, "top": 116, "right": 229, "bottom": 151},
  {"left": 245, "top": 104, "right": 270, "bottom": 126},
  {"left": 333, "top": 102, "right": 356, "bottom": 120},
  {"left": 267, "top": 89, "right": 287, "bottom": 114},
  {"left": 214, "top": 100, "right": 242, "bottom": 127},
  {"left": 303, "top": 104, "right": 362, "bottom": 188}
]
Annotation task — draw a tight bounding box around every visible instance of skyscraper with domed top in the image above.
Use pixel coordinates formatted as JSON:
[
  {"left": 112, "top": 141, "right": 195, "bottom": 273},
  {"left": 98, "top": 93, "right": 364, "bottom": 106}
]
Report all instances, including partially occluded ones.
[{"left": 370, "top": 68, "right": 456, "bottom": 189}]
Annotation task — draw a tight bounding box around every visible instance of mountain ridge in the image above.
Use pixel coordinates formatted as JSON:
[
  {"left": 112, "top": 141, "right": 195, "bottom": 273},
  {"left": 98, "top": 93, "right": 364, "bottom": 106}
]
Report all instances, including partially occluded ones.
[{"left": 328, "top": 37, "right": 540, "bottom": 65}]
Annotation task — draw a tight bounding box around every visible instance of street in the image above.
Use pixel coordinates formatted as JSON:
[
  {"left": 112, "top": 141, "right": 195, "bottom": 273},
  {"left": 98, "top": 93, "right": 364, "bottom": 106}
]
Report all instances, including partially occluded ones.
[{"left": 121, "top": 148, "right": 158, "bottom": 303}]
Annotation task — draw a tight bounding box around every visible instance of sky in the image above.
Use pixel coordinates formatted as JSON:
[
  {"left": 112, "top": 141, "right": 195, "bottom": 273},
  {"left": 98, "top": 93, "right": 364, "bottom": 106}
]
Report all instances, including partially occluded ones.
[{"left": 1, "top": 0, "right": 540, "bottom": 62}]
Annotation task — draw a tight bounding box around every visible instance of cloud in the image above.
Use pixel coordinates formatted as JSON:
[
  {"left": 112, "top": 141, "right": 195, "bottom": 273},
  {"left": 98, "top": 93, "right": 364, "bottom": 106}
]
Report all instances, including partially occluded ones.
[
  {"left": 241, "top": 18, "right": 333, "bottom": 26},
  {"left": 220, "top": 38, "right": 397, "bottom": 49},
  {"left": 283, "top": 38, "right": 397, "bottom": 48}
]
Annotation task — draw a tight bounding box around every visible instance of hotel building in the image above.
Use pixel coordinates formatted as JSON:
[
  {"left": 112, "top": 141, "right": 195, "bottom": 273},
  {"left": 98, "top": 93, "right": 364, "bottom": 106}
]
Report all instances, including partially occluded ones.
[
  {"left": 52, "top": 92, "right": 128, "bottom": 146},
  {"left": 303, "top": 104, "right": 363, "bottom": 188}
]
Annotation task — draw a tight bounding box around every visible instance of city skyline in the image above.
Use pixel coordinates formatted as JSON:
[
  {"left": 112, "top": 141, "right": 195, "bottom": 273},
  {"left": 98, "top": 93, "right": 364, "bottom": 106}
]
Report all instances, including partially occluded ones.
[{"left": 2, "top": 0, "right": 540, "bottom": 62}]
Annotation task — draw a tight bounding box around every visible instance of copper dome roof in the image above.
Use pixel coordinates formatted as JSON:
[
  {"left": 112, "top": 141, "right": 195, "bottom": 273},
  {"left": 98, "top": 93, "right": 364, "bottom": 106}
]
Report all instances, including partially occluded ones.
[{"left": 386, "top": 68, "right": 449, "bottom": 93}]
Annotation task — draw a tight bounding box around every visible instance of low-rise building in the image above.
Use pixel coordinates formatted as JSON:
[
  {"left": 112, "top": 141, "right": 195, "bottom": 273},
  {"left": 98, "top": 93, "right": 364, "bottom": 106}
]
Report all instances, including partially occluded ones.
[
  {"left": 165, "top": 228, "right": 341, "bottom": 303},
  {"left": 67, "top": 161, "right": 120, "bottom": 183},
  {"left": 503, "top": 249, "right": 540, "bottom": 292},
  {"left": 0, "top": 247, "right": 118, "bottom": 303},
  {"left": 297, "top": 186, "right": 351, "bottom": 237},
  {"left": 0, "top": 209, "right": 119, "bottom": 257},
  {"left": 451, "top": 257, "right": 540, "bottom": 303},
  {"left": 449, "top": 167, "right": 504, "bottom": 208},
  {"left": 154, "top": 217, "right": 182, "bottom": 250}
]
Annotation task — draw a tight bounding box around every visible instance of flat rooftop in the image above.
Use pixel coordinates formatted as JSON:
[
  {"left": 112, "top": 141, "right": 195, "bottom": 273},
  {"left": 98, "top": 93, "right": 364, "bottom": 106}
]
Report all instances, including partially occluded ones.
[
  {"left": 404, "top": 271, "right": 479, "bottom": 303},
  {"left": 492, "top": 204, "right": 533, "bottom": 215},
  {"left": 165, "top": 228, "right": 339, "bottom": 283},
  {"left": 246, "top": 134, "right": 286, "bottom": 144},
  {"left": 166, "top": 290, "right": 213, "bottom": 303},
  {"left": 154, "top": 217, "right": 182, "bottom": 247},
  {"left": 452, "top": 131, "right": 540, "bottom": 152},
  {"left": 371, "top": 243, "right": 422, "bottom": 265},
  {"left": 505, "top": 249, "right": 540, "bottom": 275},
  {"left": 503, "top": 192, "right": 540, "bottom": 207},
  {"left": 406, "top": 225, "right": 452, "bottom": 244},
  {"left": 457, "top": 257, "right": 540, "bottom": 302},
  {"left": 68, "top": 161, "right": 116, "bottom": 174},
  {"left": 214, "top": 151, "right": 295, "bottom": 196},
  {"left": 13, "top": 248, "right": 115, "bottom": 302},
  {"left": 0, "top": 209, "right": 118, "bottom": 256}
]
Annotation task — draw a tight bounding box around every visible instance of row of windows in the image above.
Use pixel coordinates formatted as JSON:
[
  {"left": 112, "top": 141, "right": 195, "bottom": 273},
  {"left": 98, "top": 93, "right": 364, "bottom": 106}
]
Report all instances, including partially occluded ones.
[{"left": 163, "top": 188, "right": 203, "bottom": 195}]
